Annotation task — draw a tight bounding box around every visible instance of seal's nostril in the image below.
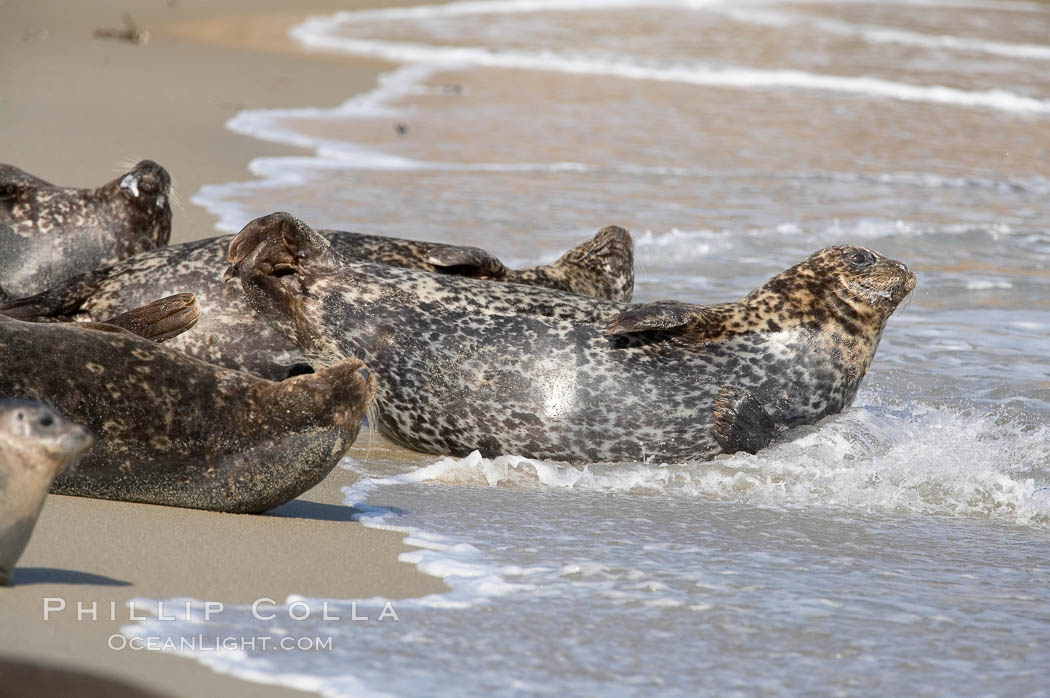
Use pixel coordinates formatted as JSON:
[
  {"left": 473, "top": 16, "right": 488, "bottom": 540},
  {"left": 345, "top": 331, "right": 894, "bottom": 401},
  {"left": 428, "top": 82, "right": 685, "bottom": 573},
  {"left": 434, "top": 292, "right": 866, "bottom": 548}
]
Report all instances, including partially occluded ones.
[{"left": 358, "top": 367, "right": 372, "bottom": 383}]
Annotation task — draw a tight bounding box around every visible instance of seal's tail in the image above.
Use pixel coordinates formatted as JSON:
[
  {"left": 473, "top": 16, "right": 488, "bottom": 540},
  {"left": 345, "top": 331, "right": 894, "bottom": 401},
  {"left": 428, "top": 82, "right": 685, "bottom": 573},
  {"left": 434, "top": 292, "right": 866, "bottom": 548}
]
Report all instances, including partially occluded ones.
[
  {"left": 99, "top": 293, "right": 200, "bottom": 342},
  {"left": 553, "top": 225, "right": 635, "bottom": 301},
  {"left": 255, "top": 358, "right": 377, "bottom": 438}
]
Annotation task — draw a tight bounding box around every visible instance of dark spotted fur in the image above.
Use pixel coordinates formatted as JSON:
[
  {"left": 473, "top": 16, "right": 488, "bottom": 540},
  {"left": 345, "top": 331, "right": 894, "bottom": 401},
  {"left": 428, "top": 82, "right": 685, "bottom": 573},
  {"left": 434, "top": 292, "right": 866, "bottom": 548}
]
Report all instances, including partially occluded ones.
[
  {"left": 0, "top": 226, "right": 633, "bottom": 380},
  {"left": 0, "top": 161, "right": 172, "bottom": 299},
  {"left": 228, "top": 213, "right": 916, "bottom": 464},
  {"left": 0, "top": 315, "right": 375, "bottom": 512}
]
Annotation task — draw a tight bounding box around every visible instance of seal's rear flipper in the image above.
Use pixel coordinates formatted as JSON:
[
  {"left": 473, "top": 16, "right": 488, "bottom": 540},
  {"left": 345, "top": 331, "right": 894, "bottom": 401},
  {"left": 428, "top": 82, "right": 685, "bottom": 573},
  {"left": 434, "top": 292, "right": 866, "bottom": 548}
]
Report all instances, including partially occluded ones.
[
  {"left": 100, "top": 293, "right": 200, "bottom": 342},
  {"left": 226, "top": 211, "right": 338, "bottom": 272},
  {"left": 713, "top": 386, "right": 776, "bottom": 455},
  {"left": 425, "top": 245, "right": 508, "bottom": 278},
  {"left": 555, "top": 225, "right": 635, "bottom": 301}
]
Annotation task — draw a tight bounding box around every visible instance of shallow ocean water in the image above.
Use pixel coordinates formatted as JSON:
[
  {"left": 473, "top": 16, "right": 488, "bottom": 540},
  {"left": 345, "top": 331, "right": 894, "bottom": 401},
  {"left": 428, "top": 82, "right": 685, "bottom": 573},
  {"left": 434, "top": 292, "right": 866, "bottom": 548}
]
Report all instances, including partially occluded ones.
[{"left": 132, "top": 0, "right": 1050, "bottom": 694}]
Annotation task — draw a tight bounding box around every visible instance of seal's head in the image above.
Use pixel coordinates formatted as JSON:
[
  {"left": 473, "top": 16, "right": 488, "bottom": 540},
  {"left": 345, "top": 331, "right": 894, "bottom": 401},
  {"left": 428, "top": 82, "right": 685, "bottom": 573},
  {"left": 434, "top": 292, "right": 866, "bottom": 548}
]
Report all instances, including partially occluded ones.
[
  {"left": 552, "top": 225, "right": 635, "bottom": 301},
  {"left": 0, "top": 399, "right": 93, "bottom": 479},
  {"left": 107, "top": 160, "right": 172, "bottom": 246},
  {"left": 758, "top": 245, "right": 916, "bottom": 328}
]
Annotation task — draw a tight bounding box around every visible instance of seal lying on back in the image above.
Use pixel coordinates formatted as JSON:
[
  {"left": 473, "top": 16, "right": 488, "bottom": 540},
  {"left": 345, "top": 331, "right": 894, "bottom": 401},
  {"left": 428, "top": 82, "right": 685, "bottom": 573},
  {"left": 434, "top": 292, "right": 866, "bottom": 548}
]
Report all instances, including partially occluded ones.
[
  {"left": 228, "top": 212, "right": 915, "bottom": 464},
  {"left": 0, "top": 399, "right": 92, "bottom": 586},
  {"left": 0, "top": 315, "right": 375, "bottom": 512},
  {"left": 0, "top": 160, "right": 172, "bottom": 300},
  {"left": 0, "top": 225, "right": 633, "bottom": 380}
]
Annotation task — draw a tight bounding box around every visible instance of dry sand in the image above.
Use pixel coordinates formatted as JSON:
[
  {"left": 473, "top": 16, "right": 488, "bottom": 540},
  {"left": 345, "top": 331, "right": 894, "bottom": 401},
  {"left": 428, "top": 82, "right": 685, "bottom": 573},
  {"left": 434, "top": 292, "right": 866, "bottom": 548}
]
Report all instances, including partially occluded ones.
[
  {"left": 1, "top": 0, "right": 409, "bottom": 243},
  {"left": 0, "top": 1, "right": 447, "bottom": 696}
]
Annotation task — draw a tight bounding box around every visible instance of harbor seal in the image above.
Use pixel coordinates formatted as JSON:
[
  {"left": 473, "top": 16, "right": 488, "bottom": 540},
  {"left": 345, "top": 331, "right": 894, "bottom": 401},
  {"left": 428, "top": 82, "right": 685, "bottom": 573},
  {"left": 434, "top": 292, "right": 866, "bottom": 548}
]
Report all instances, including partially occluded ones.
[
  {"left": 328, "top": 224, "right": 634, "bottom": 301},
  {"left": 0, "top": 225, "right": 633, "bottom": 380},
  {"left": 0, "top": 160, "right": 172, "bottom": 300},
  {"left": 0, "top": 315, "right": 376, "bottom": 512},
  {"left": 0, "top": 399, "right": 93, "bottom": 586},
  {"left": 228, "top": 212, "right": 915, "bottom": 464}
]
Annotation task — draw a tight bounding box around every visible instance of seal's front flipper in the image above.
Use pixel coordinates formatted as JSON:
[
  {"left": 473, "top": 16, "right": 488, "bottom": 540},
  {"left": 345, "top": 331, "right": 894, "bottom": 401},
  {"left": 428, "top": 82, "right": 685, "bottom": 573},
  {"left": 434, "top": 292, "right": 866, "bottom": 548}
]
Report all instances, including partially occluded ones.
[
  {"left": 0, "top": 267, "right": 110, "bottom": 321},
  {"left": 554, "top": 225, "right": 635, "bottom": 301},
  {"left": 100, "top": 293, "right": 200, "bottom": 342},
  {"left": 604, "top": 301, "right": 731, "bottom": 343},
  {"left": 425, "top": 245, "right": 508, "bottom": 278},
  {"left": 713, "top": 386, "right": 776, "bottom": 455}
]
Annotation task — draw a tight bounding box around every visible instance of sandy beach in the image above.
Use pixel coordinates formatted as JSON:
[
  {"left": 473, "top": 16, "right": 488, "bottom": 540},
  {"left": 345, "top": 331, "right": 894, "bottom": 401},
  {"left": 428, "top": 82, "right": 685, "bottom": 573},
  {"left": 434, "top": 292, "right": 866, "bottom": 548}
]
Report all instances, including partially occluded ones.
[
  {"left": 1, "top": 0, "right": 408, "bottom": 243},
  {"left": 0, "top": 1, "right": 445, "bottom": 696}
]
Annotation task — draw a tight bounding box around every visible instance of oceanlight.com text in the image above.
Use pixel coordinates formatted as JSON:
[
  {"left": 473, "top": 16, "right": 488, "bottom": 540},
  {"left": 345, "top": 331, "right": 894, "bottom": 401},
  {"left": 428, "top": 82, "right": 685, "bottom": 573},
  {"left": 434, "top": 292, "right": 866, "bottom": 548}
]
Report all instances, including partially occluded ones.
[{"left": 109, "top": 634, "right": 335, "bottom": 652}]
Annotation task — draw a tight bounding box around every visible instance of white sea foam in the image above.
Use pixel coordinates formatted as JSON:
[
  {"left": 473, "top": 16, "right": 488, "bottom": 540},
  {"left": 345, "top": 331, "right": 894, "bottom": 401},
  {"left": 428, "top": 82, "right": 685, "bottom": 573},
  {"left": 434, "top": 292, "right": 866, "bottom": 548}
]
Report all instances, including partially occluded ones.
[
  {"left": 399, "top": 403, "right": 1050, "bottom": 528},
  {"left": 719, "top": 6, "right": 1050, "bottom": 60},
  {"left": 289, "top": 29, "right": 1050, "bottom": 115},
  {"left": 966, "top": 279, "right": 1014, "bottom": 290}
]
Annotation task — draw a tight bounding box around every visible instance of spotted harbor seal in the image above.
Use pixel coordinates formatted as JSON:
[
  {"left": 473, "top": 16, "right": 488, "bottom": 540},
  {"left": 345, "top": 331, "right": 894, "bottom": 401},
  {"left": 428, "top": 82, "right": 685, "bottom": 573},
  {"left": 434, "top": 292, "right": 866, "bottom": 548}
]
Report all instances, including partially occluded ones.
[
  {"left": 0, "top": 225, "right": 633, "bottom": 380},
  {"left": 228, "top": 212, "right": 915, "bottom": 464},
  {"left": 0, "top": 399, "right": 93, "bottom": 586},
  {"left": 327, "top": 224, "right": 634, "bottom": 301},
  {"left": 0, "top": 160, "right": 172, "bottom": 300},
  {"left": 0, "top": 315, "right": 375, "bottom": 512}
]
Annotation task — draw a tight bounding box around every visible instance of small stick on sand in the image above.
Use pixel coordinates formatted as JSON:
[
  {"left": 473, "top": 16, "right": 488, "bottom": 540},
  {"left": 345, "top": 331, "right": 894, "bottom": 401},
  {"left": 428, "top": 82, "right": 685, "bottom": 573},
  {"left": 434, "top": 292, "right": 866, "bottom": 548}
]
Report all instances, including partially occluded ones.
[{"left": 93, "top": 14, "right": 150, "bottom": 45}]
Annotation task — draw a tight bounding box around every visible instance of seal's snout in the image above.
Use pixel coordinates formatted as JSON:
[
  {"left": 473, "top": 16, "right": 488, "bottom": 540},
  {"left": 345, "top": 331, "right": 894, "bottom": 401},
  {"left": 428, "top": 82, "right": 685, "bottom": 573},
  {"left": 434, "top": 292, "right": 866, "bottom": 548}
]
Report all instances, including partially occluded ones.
[
  {"left": 59, "top": 426, "right": 94, "bottom": 470},
  {"left": 887, "top": 258, "right": 917, "bottom": 295},
  {"left": 131, "top": 160, "right": 171, "bottom": 195},
  {"left": 0, "top": 399, "right": 94, "bottom": 473}
]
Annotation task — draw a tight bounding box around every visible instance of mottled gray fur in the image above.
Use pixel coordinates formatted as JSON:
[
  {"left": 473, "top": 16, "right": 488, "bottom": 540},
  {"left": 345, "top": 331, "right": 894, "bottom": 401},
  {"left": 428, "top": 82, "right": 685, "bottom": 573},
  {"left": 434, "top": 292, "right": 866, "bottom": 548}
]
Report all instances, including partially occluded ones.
[
  {"left": 230, "top": 213, "right": 915, "bottom": 464},
  {"left": 0, "top": 316, "right": 375, "bottom": 512},
  {"left": 0, "top": 226, "right": 633, "bottom": 380},
  {"left": 0, "top": 161, "right": 171, "bottom": 299}
]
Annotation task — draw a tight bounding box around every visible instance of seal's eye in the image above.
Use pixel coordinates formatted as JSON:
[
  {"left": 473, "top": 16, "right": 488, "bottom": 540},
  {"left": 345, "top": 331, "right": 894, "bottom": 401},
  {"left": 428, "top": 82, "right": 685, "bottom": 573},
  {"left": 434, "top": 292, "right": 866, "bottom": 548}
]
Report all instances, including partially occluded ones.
[{"left": 845, "top": 249, "right": 876, "bottom": 269}]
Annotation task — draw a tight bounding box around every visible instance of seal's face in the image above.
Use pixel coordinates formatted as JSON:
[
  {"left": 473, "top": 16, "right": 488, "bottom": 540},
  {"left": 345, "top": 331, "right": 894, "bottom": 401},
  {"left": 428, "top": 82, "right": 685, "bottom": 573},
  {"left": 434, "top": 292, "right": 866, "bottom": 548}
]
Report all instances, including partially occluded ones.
[
  {"left": 782, "top": 245, "right": 916, "bottom": 323},
  {"left": 554, "top": 225, "right": 635, "bottom": 301},
  {"left": 113, "top": 160, "right": 172, "bottom": 246},
  {"left": 0, "top": 399, "right": 93, "bottom": 477},
  {"left": 117, "top": 160, "right": 170, "bottom": 210},
  {"left": 827, "top": 245, "right": 915, "bottom": 319}
]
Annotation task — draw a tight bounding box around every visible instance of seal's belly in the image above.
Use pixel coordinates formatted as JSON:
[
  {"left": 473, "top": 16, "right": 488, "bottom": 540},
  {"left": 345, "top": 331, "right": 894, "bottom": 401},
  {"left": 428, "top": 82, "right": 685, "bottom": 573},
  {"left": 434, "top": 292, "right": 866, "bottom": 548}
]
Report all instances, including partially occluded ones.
[{"left": 333, "top": 308, "right": 843, "bottom": 463}]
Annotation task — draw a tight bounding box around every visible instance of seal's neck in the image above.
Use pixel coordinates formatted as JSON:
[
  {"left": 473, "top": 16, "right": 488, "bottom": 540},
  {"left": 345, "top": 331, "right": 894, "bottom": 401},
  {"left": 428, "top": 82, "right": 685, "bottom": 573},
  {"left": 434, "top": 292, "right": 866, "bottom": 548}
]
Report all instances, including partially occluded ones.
[{"left": 738, "top": 274, "right": 887, "bottom": 382}]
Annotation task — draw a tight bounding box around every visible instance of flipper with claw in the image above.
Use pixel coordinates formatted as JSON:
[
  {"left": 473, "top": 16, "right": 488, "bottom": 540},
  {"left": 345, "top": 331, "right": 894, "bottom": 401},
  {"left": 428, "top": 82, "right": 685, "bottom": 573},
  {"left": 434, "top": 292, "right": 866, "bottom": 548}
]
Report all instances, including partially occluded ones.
[
  {"left": 713, "top": 386, "right": 777, "bottom": 455},
  {"left": 98, "top": 293, "right": 200, "bottom": 342},
  {"left": 425, "top": 244, "right": 509, "bottom": 278}
]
